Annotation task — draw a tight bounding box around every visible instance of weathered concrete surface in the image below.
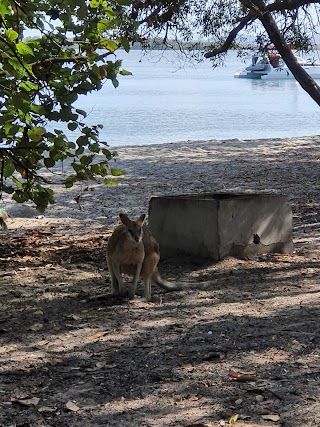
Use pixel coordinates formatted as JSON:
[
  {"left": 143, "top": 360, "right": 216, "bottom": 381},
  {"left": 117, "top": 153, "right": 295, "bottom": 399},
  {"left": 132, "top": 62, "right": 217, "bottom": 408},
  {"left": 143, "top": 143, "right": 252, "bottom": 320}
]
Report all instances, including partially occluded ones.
[{"left": 148, "top": 193, "right": 293, "bottom": 260}]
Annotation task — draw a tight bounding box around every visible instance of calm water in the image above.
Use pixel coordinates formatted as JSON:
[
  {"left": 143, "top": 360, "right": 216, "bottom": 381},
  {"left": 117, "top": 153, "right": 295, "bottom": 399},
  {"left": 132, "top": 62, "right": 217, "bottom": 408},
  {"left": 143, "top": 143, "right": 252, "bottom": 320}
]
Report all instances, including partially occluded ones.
[{"left": 73, "top": 50, "right": 320, "bottom": 146}]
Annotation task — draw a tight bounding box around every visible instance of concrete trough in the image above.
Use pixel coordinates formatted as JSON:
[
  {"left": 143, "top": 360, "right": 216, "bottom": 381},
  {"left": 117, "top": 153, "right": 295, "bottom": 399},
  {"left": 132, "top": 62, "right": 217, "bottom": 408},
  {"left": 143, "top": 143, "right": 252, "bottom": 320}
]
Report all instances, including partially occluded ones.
[{"left": 148, "top": 193, "right": 293, "bottom": 260}]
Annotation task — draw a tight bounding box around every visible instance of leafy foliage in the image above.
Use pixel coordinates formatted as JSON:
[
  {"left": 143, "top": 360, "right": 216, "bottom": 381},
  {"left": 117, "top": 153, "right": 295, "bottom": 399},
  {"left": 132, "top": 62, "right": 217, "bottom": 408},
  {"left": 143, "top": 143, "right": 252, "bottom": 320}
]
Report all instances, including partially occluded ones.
[
  {"left": 1, "top": 1, "right": 320, "bottom": 214},
  {"left": 133, "top": 1, "right": 320, "bottom": 58},
  {"left": 0, "top": 0, "right": 137, "bottom": 212}
]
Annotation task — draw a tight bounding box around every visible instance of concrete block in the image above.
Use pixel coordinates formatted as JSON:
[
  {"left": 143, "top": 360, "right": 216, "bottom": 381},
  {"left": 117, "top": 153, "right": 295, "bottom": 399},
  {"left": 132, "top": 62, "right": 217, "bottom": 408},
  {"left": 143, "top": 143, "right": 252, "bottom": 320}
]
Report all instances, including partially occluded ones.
[{"left": 148, "top": 193, "right": 293, "bottom": 260}]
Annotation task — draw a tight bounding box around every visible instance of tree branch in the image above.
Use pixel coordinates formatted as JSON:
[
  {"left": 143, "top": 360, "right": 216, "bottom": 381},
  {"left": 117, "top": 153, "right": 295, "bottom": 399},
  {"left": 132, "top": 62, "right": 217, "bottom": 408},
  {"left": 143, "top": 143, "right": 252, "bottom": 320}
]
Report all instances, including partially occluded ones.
[
  {"left": 205, "top": 0, "right": 320, "bottom": 58},
  {"left": 0, "top": 148, "right": 49, "bottom": 182},
  {"left": 268, "top": 0, "right": 320, "bottom": 12},
  {"left": 134, "top": 0, "right": 186, "bottom": 25},
  {"left": 0, "top": 35, "right": 34, "bottom": 79},
  {"left": 204, "top": 12, "right": 256, "bottom": 58},
  {"left": 30, "top": 50, "right": 115, "bottom": 68},
  {"left": 247, "top": 0, "right": 320, "bottom": 106},
  {"left": 0, "top": 48, "right": 116, "bottom": 78}
]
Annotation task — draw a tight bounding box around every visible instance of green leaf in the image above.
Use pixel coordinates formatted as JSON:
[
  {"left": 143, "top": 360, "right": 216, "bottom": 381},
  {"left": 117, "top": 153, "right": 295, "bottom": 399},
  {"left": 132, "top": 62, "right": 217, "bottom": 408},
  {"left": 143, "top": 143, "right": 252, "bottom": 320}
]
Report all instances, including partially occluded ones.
[
  {"left": 72, "top": 163, "right": 83, "bottom": 173},
  {"left": 5, "top": 29, "right": 18, "bottom": 42},
  {"left": 12, "top": 177, "right": 23, "bottom": 189},
  {"left": 76, "top": 135, "right": 89, "bottom": 147},
  {"left": 110, "top": 168, "right": 125, "bottom": 177},
  {"left": 3, "top": 185, "right": 14, "bottom": 195},
  {"left": 45, "top": 188, "right": 55, "bottom": 204},
  {"left": 120, "top": 69, "right": 132, "bottom": 76},
  {"left": 7, "top": 57, "right": 26, "bottom": 76},
  {"left": 88, "top": 142, "right": 100, "bottom": 153},
  {"left": 20, "top": 81, "right": 39, "bottom": 92},
  {"left": 80, "top": 154, "right": 95, "bottom": 166},
  {"left": 65, "top": 176, "right": 76, "bottom": 188},
  {"left": 90, "top": 0, "right": 107, "bottom": 8},
  {"left": 91, "top": 162, "right": 107, "bottom": 176},
  {"left": 75, "top": 109, "right": 87, "bottom": 117},
  {"left": 0, "top": 0, "right": 11, "bottom": 16},
  {"left": 16, "top": 42, "right": 34, "bottom": 57},
  {"left": 67, "top": 141, "right": 76, "bottom": 149},
  {"left": 32, "top": 187, "right": 55, "bottom": 212},
  {"left": 44, "top": 157, "right": 56, "bottom": 168},
  {"left": 5, "top": 124, "right": 20, "bottom": 137},
  {"left": 36, "top": 204, "right": 46, "bottom": 214},
  {"left": 102, "top": 148, "right": 115, "bottom": 160},
  {"left": 101, "top": 39, "right": 118, "bottom": 52},
  {"left": 28, "top": 127, "right": 45, "bottom": 142},
  {"left": 119, "top": 36, "right": 130, "bottom": 53},
  {"left": 3, "top": 160, "right": 15, "bottom": 178},
  {"left": 104, "top": 178, "right": 118, "bottom": 186},
  {"left": 75, "top": 146, "right": 85, "bottom": 156},
  {"left": 68, "top": 122, "right": 78, "bottom": 131},
  {"left": 12, "top": 191, "right": 29, "bottom": 203},
  {"left": 0, "top": 113, "right": 15, "bottom": 126},
  {"left": 112, "top": 79, "right": 119, "bottom": 88}
]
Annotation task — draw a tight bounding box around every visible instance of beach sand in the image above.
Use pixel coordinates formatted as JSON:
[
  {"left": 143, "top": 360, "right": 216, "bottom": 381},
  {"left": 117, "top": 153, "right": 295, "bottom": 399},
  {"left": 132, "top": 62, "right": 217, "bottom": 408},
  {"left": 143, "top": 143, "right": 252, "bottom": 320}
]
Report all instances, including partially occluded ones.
[
  {"left": 5, "top": 134, "right": 320, "bottom": 237},
  {"left": 0, "top": 135, "right": 319, "bottom": 426}
]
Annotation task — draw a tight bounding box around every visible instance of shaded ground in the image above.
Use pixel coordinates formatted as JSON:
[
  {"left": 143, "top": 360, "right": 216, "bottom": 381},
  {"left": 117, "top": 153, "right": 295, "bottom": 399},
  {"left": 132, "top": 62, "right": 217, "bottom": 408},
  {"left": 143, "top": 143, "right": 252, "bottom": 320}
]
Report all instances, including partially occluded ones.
[{"left": 0, "top": 136, "right": 319, "bottom": 427}]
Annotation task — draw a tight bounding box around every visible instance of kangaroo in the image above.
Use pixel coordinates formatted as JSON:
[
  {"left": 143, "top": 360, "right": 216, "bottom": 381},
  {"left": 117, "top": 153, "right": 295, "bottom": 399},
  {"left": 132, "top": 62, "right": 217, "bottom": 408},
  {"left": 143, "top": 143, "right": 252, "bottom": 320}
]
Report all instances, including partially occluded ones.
[{"left": 107, "top": 213, "right": 192, "bottom": 301}]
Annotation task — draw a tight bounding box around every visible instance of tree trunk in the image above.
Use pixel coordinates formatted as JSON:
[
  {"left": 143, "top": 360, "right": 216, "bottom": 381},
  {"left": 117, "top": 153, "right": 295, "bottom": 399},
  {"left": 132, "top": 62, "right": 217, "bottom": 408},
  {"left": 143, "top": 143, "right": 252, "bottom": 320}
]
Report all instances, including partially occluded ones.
[{"left": 250, "top": 0, "right": 320, "bottom": 106}]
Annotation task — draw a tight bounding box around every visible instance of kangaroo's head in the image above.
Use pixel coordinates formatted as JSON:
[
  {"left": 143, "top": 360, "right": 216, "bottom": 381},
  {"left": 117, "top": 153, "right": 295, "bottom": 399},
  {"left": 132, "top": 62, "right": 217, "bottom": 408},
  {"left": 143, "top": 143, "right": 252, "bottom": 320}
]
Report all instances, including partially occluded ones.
[{"left": 119, "top": 213, "right": 146, "bottom": 243}]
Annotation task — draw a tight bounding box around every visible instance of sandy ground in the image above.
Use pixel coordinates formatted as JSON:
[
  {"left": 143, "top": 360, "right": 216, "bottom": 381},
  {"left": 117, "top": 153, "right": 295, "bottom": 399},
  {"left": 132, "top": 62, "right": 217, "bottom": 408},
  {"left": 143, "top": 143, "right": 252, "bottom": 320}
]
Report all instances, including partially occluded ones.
[{"left": 0, "top": 135, "right": 319, "bottom": 427}]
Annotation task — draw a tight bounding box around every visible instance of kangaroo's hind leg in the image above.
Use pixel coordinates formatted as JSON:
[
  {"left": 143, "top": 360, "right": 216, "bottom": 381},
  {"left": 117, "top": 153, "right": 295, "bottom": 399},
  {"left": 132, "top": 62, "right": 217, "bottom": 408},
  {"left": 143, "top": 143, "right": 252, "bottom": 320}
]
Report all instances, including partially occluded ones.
[
  {"left": 107, "top": 256, "right": 119, "bottom": 295},
  {"left": 128, "top": 261, "right": 143, "bottom": 300},
  {"left": 107, "top": 256, "right": 126, "bottom": 297},
  {"left": 141, "top": 251, "right": 160, "bottom": 301},
  {"left": 113, "top": 262, "right": 126, "bottom": 296}
]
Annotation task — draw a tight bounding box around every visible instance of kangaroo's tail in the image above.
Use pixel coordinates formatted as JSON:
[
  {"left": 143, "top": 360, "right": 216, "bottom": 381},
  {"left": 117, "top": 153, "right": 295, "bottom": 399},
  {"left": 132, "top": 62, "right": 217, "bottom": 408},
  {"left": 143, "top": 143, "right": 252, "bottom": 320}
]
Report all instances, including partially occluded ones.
[{"left": 152, "top": 269, "right": 215, "bottom": 292}]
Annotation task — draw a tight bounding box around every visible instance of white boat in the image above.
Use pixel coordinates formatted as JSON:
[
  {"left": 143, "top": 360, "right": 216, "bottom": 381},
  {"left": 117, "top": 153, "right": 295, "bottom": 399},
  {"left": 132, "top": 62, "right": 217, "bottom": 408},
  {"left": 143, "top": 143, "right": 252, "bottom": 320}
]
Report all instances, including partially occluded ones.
[{"left": 234, "top": 52, "right": 320, "bottom": 80}]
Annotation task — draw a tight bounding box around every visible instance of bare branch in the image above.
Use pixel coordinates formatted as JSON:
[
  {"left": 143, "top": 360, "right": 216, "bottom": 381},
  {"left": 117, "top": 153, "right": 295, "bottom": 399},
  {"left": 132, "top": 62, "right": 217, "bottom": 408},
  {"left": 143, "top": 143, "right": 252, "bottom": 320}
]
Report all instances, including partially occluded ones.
[
  {"left": 268, "top": 0, "right": 320, "bottom": 12},
  {"left": 204, "top": 13, "right": 256, "bottom": 58},
  {"left": 135, "top": 0, "right": 186, "bottom": 25}
]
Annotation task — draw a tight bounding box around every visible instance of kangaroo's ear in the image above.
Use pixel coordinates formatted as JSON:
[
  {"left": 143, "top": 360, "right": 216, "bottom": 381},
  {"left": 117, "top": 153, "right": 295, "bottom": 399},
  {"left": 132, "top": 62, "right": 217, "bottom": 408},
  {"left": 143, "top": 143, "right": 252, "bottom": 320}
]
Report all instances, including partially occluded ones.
[
  {"left": 119, "top": 213, "right": 131, "bottom": 226},
  {"left": 137, "top": 214, "right": 146, "bottom": 224}
]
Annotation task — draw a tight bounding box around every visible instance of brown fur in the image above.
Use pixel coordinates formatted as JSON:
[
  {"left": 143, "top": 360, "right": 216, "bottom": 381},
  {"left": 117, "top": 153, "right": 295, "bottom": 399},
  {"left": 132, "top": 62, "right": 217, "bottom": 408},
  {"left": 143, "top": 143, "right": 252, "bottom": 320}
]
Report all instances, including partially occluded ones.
[{"left": 107, "top": 213, "right": 189, "bottom": 301}]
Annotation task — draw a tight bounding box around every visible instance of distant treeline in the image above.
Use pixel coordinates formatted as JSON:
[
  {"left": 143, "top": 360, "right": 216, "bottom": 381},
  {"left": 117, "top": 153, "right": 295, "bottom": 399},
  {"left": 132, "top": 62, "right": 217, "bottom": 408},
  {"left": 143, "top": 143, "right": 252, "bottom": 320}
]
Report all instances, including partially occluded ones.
[
  {"left": 132, "top": 38, "right": 213, "bottom": 50},
  {"left": 23, "top": 35, "right": 211, "bottom": 51},
  {"left": 23, "top": 36, "right": 319, "bottom": 52}
]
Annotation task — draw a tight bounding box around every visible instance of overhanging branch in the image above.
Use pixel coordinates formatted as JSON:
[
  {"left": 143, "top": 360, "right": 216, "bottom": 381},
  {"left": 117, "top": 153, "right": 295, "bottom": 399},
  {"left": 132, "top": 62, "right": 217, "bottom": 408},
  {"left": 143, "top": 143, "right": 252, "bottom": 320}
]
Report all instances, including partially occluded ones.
[
  {"left": 31, "top": 50, "right": 115, "bottom": 68},
  {"left": 204, "top": 13, "right": 256, "bottom": 58},
  {"left": 246, "top": 0, "right": 320, "bottom": 106},
  {"left": 205, "top": 0, "right": 320, "bottom": 59}
]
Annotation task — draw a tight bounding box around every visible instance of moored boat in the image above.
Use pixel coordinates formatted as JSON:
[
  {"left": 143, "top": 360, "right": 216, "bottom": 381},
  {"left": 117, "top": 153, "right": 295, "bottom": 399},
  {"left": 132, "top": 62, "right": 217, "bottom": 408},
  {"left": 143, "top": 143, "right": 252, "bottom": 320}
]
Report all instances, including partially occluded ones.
[{"left": 234, "top": 52, "right": 320, "bottom": 80}]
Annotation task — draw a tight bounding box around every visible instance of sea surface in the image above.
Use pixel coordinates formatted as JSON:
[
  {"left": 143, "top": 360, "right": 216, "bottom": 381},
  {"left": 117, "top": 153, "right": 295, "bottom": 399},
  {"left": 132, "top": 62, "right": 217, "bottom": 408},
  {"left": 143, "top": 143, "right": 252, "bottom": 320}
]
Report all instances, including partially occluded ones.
[{"left": 72, "top": 49, "right": 320, "bottom": 146}]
